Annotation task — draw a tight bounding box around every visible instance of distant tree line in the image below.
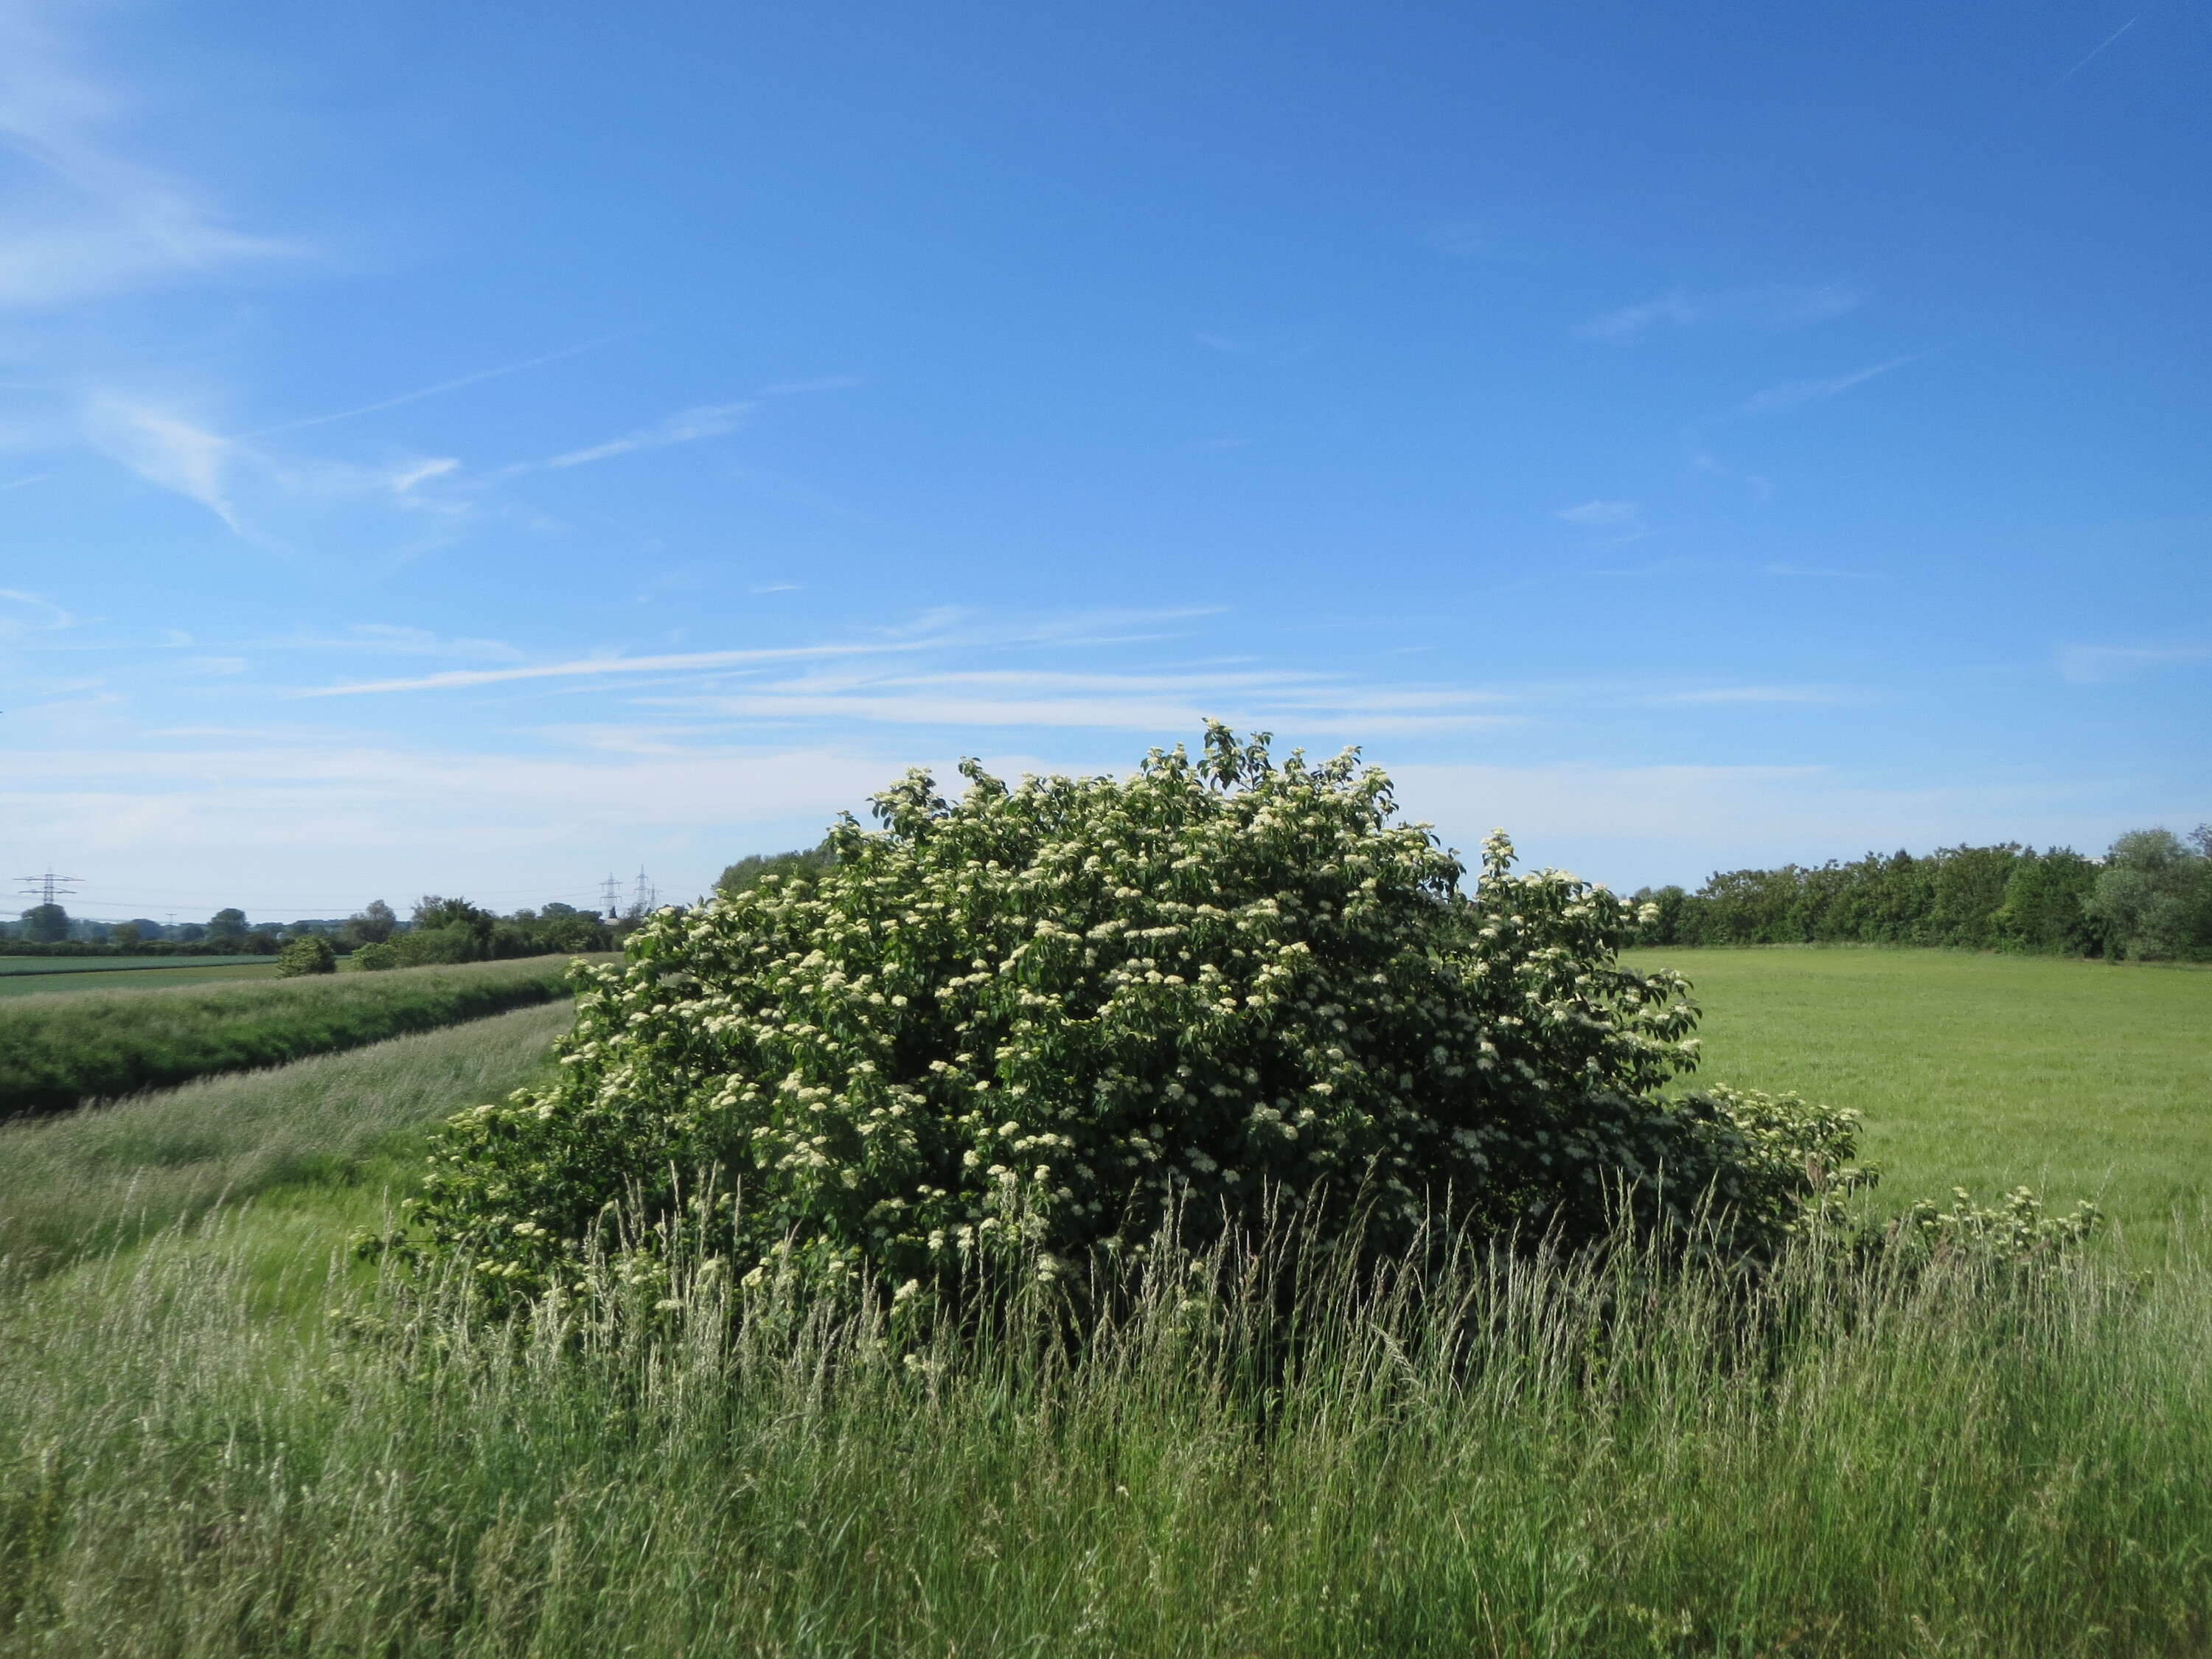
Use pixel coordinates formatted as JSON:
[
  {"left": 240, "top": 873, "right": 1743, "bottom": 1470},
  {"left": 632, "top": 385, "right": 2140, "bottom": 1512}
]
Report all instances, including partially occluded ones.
[
  {"left": 3, "top": 894, "right": 622, "bottom": 961},
  {"left": 715, "top": 843, "right": 837, "bottom": 898},
  {"left": 1627, "top": 826, "right": 2212, "bottom": 961},
  {"left": 348, "top": 897, "right": 616, "bottom": 970}
]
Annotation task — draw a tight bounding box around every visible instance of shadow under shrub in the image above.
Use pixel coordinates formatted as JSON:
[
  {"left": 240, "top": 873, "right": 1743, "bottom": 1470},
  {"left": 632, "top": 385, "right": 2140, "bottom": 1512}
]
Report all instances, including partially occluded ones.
[{"left": 408, "top": 726, "right": 1883, "bottom": 1312}]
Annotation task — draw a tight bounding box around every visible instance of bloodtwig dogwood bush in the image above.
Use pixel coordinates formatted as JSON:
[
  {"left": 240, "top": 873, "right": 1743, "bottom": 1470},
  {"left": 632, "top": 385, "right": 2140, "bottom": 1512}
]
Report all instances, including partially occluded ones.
[{"left": 407, "top": 726, "right": 1865, "bottom": 1304}]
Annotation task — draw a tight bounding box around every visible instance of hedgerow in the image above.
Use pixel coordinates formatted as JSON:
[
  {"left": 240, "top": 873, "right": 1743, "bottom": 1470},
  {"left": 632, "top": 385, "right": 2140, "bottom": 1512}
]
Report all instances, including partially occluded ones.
[{"left": 409, "top": 726, "right": 1874, "bottom": 1305}]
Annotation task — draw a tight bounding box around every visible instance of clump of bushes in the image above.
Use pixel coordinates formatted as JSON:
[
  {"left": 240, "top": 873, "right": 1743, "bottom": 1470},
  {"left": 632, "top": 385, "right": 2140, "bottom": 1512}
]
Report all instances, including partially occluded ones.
[
  {"left": 274, "top": 936, "right": 337, "bottom": 977},
  {"left": 409, "top": 726, "right": 1877, "bottom": 1305},
  {"left": 359, "top": 898, "right": 616, "bottom": 969},
  {"left": 717, "top": 843, "right": 836, "bottom": 899}
]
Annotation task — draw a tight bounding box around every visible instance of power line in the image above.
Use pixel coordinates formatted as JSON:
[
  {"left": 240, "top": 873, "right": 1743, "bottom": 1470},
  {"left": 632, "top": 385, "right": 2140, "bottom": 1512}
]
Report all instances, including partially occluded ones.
[{"left": 13, "top": 871, "right": 80, "bottom": 907}]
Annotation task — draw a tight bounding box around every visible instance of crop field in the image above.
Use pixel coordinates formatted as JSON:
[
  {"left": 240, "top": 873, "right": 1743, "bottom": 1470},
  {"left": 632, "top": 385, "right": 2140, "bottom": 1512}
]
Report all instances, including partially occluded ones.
[
  {"left": 1623, "top": 947, "right": 2212, "bottom": 1258},
  {"left": 0, "top": 955, "right": 276, "bottom": 975},
  {"left": 0, "top": 947, "right": 2205, "bottom": 1656},
  {"left": 0, "top": 961, "right": 282, "bottom": 998}
]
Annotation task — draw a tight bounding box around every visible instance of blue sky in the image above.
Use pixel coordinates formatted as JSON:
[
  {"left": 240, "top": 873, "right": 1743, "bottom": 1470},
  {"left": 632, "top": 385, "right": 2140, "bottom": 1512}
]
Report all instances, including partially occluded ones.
[{"left": 2, "top": 0, "right": 2206, "bottom": 922}]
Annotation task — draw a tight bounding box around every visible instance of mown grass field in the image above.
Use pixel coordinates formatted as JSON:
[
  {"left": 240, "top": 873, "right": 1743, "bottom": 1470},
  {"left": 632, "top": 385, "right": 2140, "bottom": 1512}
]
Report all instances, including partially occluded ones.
[
  {"left": 1623, "top": 947, "right": 2212, "bottom": 1257},
  {"left": 0, "top": 947, "right": 2205, "bottom": 1657}
]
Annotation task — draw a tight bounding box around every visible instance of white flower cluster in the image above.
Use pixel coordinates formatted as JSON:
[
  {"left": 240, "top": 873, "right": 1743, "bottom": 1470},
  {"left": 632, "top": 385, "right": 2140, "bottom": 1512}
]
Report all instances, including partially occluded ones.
[{"left": 411, "top": 724, "right": 1843, "bottom": 1305}]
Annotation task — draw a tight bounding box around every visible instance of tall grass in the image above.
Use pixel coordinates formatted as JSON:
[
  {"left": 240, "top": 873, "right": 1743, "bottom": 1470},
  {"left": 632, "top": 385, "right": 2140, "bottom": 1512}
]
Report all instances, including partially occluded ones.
[
  {"left": 0, "top": 956, "right": 599, "bottom": 1118},
  {"left": 0, "top": 1000, "right": 574, "bottom": 1279},
  {"left": 1, "top": 1199, "right": 2205, "bottom": 1657}
]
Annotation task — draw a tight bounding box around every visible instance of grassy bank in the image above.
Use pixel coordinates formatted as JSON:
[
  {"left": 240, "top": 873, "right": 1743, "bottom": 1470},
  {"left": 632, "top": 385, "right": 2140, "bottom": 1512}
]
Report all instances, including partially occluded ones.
[
  {"left": 0, "top": 956, "right": 599, "bottom": 1119},
  {"left": 0, "top": 944, "right": 2205, "bottom": 1655},
  {"left": 1, "top": 1206, "right": 2205, "bottom": 1657},
  {"left": 1623, "top": 947, "right": 2212, "bottom": 1256},
  {"left": 0, "top": 999, "right": 574, "bottom": 1279}
]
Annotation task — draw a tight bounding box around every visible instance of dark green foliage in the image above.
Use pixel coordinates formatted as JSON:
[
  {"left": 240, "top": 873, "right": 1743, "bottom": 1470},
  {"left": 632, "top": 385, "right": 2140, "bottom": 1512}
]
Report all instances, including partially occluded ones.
[
  {"left": 1994, "top": 847, "right": 2104, "bottom": 953},
  {"left": 411, "top": 728, "right": 1862, "bottom": 1306},
  {"left": 714, "top": 842, "right": 836, "bottom": 898},
  {"left": 342, "top": 899, "right": 399, "bottom": 947},
  {"left": 274, "top": 936, "right": 338, "bottom": 977},
  {"left": 2087, "top": 829, "right": 2212, "bottom": 960},
  {"left": 494, "top": 909, "right": 613, "bottom": 958},
  {"left": 386, "top": 898, "right": 614, "bottom": 967},
  {"left": 19, "top": 904, "right": 67, "bottom": 944},
  {"left": 394, "top": 896, "right": 496, "bottom": 965},
  {"left": 0, "top": 957, "right": 594, "bottom": 1119},
  {"left": 1626, "top": 833, "right": 2211, "bottom": 958}
]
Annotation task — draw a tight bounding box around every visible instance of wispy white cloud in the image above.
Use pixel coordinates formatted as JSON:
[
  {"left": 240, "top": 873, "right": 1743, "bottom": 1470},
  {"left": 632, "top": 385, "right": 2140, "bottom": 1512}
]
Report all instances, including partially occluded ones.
[
  {"left": 0, "top": 586, "right": 76, "bottom": 637},
  {"left": 77, "top": 397, "right": 239, "bottom": 528},
  {"left": 1576, "top": 282, "right": 1863, "bottom": 341},
  {"left": 1574, "top": 291, "right": 1699, "bottom": 340},
  {"left": 269, "top": 624, "right": 525, "bottom": 662},
  {"left": 290, "top": 641, "right": 931, "bottom": 698},
  {"left": 524, "top": 401, "right": 754, "bottom": 471},
  {"left": 1556, "top": 499, "right": 1644, "bottom": 529},
  {"left": 0, "top": 4, "right": 302, "bottom": 308},
  {"left": 1557, "top": 500, "right": 1646, "bottom": 546},
  {"left": 1689, "top": 450, "right": 1774, "bottom": 501},
  {"left": 641, "top": 664, "right": 1523, "bottom": 738},
  {"left": 1742, "top": 352, "right": 1925, "bottom": 415},
  {"left": 286, "top": 608, "right": 1239, "bottom": 700},
  {"left": 756, "top": 375, "right": 865, "bottom": 397},
  {"left": 1763, "top": 563, "right": 1874, "bottom": 579},
  {"left": 1421, "top": 221, "right": 1549, "bottom": 266},
  {"left": 75, "top": 393, "right": 473, "bottom": 542},
  {"left": 388, "top": 457, "right": 459, "bottom": 493},
  {"left": 1652, "top": 684, "right": 1857, "bottom": 706},
  {"left": 2057, "top": 643, "right": 2208, "bottom": 684}
]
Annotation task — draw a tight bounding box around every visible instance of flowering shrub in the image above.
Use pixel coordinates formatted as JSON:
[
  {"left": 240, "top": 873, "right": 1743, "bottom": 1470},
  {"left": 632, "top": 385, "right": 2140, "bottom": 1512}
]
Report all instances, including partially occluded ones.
[
  {"left": 1893, "top": 1186, "right": 2101, "bottom": 1265},
  {"left": 407, "top": 726, "right": 1865, "bottom": 1304}
]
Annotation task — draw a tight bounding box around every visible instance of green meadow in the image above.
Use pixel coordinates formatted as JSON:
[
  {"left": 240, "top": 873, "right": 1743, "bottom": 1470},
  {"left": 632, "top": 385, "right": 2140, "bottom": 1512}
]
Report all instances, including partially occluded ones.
[
  {"left": 1624, "top": 947, "right": 2212, "bottom": 1257},
  {"left": 0, "top": 947, "right": 2205, "bottom": 1657}
]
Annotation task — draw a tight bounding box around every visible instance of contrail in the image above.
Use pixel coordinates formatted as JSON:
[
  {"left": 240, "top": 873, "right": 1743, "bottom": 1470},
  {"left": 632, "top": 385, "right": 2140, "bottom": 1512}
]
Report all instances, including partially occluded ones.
[
  {"left": 239, "top": 330, "right": 639, "bottom": 439},
  {"left": 2052, "top": 15, "right": 2140, "bottom": 88}
]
